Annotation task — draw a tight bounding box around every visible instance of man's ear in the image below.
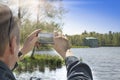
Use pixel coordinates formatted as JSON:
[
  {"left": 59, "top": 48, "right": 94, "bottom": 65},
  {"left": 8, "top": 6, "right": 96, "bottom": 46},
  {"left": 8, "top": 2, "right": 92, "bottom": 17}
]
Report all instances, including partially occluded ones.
[{"left": 9, "top": 36, "right": 17, "bottom": 55}]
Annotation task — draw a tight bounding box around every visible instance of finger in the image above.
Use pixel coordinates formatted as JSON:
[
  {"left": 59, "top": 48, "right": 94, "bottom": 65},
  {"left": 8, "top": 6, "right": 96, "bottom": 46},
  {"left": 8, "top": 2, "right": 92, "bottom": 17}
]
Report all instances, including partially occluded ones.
[
  {"left": 29, "top": 29, "right": 41, "bottom": 37},
  {"left": 54, "top": 31, "right": 59, "bottom": 37},
  {"left": 31, "top": 37, "right": 39, "bottom": 45},
  {"left": 35, "top": 42, "right": 41, "bottom": 47},
  {"left": 63, "top": 35, "right": 68, "bottom": 40},
  {"left": 58, "top": 32, "right": 62, "bottom": 37},
  {"left": 33, "top": 29, "right": 41, "bottom": 37}
]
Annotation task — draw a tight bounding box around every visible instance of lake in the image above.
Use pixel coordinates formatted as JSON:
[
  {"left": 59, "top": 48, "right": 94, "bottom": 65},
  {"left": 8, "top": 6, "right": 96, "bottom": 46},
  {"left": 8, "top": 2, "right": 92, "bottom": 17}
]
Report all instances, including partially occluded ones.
[{"left": 15, "top": 47, "right": 120, "bottom": 80}]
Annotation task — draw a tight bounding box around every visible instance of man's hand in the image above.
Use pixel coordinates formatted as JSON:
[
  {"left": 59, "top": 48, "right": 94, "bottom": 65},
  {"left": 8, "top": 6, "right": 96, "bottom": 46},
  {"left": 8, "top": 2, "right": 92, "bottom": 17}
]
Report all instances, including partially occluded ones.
[
  {"left": 20, "top": 29, "right": 41, "bottom": 55},
  {"left": 53, "top": 33, "right": 72, "bottom": 59}
]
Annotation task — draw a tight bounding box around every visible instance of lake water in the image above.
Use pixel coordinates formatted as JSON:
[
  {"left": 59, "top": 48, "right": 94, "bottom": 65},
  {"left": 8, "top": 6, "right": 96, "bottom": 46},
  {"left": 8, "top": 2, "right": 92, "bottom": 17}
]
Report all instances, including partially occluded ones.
[{"left": 15, "top": 47, "right": 120, "bottom": 80}]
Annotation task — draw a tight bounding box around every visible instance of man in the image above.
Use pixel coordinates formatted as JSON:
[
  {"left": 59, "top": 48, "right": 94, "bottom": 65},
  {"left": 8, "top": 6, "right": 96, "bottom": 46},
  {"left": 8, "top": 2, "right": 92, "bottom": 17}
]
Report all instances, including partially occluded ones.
[
  {"left": 0, "top": 3, "right": 41, "bottom": 79},
  {"left": 0, "top": 4, "right": 93, "bottom": 80}
]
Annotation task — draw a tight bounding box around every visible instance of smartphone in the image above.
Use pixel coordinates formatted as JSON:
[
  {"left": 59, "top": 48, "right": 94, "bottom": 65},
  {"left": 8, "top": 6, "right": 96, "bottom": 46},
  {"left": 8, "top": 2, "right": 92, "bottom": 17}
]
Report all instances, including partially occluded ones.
[{"left": 38, "top": 33, "right": 54, "bottom": 44}]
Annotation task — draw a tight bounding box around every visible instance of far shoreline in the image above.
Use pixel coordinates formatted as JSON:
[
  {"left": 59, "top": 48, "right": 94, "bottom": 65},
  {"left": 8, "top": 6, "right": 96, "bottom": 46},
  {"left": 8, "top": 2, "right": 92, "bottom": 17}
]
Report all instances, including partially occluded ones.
[{"left": 71, "top": 46, "right": 120, "bottom": 48}]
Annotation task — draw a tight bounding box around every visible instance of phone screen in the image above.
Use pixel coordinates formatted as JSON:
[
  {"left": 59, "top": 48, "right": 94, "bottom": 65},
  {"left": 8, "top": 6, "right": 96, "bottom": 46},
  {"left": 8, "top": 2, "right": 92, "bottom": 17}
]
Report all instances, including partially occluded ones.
[{"left": 38, "top": 33, "right": 54, "bottom": 44}]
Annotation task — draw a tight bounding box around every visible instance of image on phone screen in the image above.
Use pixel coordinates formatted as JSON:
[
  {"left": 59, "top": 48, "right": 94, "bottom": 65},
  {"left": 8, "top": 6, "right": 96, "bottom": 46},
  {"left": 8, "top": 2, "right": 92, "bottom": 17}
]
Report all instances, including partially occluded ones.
[{"left": 38, "top": 33, "right": 54, "bottom": 44}]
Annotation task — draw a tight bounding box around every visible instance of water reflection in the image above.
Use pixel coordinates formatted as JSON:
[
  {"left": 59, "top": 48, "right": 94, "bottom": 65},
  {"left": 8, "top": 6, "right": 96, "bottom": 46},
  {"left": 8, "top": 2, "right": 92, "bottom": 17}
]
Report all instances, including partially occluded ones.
[{"left": 15, "top": 66, "right": 67, "bottom": 80}]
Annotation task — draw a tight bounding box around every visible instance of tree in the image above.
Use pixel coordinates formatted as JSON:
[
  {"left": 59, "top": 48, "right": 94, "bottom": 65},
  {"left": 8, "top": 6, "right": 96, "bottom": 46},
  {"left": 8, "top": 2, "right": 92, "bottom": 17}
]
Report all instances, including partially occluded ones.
[{"left": 108, "top": 31, "right": 113, "bottom": 45}]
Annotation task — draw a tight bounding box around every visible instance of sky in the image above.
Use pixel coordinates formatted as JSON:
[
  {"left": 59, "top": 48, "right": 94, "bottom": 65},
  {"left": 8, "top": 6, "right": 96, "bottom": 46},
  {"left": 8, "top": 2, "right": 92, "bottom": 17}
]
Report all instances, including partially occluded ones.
[{"left": 62, "top": 0, "right": 120, "bottom": 35}]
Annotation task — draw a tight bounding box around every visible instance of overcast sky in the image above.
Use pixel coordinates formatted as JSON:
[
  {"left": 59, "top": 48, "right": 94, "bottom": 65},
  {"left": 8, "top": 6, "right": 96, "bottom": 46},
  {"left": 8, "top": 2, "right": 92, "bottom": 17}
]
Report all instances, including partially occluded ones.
[{"left": 62, "top": 0, "right": 120, "bottom": 35}]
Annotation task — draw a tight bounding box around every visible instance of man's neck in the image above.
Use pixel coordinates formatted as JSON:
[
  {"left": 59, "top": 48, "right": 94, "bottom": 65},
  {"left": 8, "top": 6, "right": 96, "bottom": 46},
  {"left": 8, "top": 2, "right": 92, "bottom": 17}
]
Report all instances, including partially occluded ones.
[
  {"left": 0, "top": 57, "right": 5, "bottom": 62},
  {"left": 0, "top": 56, "right": 10, "bottom": 70}
]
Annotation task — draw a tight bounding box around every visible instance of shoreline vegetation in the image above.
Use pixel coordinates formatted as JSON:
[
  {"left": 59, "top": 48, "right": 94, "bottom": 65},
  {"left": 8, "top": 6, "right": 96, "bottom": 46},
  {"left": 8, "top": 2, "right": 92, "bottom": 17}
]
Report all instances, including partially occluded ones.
[
  {"left": 15, "top": 54, "right": 64, "bottom": 73},
  {"left": 67, "top": 31, "right": 120, "bottom": 47},
  {"left": 71, "top": 46, "right": 89, "bottom": 48},
  {"left": 71, "top": 45, "right": 120, "bottom": 48}
]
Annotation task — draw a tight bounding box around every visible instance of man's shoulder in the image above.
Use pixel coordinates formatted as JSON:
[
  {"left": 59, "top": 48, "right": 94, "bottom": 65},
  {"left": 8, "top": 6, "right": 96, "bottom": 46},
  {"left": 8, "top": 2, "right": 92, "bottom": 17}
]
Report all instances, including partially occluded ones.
[
  {"left": 0, "top": 61, "right": 16, "bottom": 80},
  {"left": 0, "top": 66, "right": 16, "bottom": 80}
]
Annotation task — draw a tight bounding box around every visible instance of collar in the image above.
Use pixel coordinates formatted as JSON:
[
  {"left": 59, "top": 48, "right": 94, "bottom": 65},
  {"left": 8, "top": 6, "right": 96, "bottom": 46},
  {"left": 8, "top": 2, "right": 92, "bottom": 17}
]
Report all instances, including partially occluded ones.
[{"left": 0, "top": 60, "right": 10, "bottom": 71}]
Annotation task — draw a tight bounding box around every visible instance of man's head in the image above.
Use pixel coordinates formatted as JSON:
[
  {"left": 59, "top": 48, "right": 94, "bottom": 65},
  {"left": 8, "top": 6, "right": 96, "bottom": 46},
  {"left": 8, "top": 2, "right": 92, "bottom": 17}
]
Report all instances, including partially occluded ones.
[{"left": 0, "top": 4, "right": 20, "bottom": 70}]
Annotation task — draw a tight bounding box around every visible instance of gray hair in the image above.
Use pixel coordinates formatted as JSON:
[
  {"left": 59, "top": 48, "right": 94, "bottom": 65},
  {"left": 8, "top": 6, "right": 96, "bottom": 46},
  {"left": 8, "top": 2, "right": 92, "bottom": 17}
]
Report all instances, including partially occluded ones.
[{"left": 0, "top": 4, "right": 20, "bottom": 56}]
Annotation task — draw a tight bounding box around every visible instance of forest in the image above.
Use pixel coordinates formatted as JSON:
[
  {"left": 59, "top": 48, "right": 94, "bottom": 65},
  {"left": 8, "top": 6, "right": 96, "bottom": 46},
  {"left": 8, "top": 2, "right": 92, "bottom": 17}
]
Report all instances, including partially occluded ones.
[{"left": 67, "top": 31, "right": 120, "bottom": 47}]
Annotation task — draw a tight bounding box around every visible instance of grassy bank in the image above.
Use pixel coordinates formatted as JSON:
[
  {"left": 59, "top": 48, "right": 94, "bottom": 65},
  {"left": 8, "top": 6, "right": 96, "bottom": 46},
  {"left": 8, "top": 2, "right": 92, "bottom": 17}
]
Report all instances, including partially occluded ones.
[
  {"left": 71, "top": 46, "right": 89, "bottom": 48},
  {"left": 15, "top": 54, "right": 64, "bottom": 73}
]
